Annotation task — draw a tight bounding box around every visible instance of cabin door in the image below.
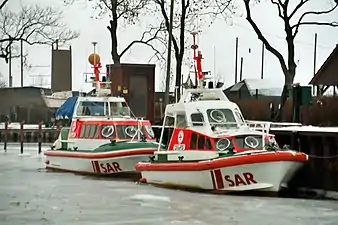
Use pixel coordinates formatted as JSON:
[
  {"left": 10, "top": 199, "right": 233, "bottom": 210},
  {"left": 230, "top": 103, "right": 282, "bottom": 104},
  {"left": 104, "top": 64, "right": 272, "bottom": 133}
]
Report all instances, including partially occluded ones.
[{"left": 129, "top": 75, "right": 148, "bottom": 118}]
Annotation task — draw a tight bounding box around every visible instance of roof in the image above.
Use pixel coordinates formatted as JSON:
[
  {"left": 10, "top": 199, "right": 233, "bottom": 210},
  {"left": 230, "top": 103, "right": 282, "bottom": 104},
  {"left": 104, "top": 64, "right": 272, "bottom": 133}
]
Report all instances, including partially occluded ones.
[
  {"left": 226, "top": 79, "right": 283, "bottom": 96},
  {"left": 309, "top": 44, "right": 338, "bottom": 85}
]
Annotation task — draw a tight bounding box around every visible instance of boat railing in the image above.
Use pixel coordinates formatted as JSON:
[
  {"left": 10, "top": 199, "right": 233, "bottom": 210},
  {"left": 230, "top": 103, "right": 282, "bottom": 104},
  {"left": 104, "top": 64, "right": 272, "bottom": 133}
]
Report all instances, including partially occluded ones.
[{"left": 246, "top": 120, "right": 302, "bottom": 133}]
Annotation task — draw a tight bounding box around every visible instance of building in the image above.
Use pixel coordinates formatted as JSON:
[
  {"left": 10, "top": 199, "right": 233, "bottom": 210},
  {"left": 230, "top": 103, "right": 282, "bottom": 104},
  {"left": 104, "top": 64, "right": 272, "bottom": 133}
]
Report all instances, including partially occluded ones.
[{"left": 0, "top": 86, "right": 54, "bottom": 124}]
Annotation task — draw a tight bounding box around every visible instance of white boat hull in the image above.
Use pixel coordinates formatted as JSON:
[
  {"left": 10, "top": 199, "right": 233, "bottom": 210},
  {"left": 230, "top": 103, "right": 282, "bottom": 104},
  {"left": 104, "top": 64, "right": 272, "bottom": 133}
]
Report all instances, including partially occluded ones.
[
  {"left": 139, "top": 160, "right": 304, "bottom": 193},
  {"left": 45, "top": 152, "right": 154, "bottom": 175}
]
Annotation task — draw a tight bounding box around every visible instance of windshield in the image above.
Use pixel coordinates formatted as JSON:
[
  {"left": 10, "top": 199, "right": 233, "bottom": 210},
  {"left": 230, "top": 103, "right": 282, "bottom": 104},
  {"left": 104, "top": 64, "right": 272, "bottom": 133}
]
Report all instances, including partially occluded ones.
[
  {"left": 110, "top": 102, "right": 130, "bottom": 117},
  {"left": 76, "top": 101, "right": 105, "bottom": 116},
  {"left": 206, "top": 108, "right": 237, "bottom": 128}
]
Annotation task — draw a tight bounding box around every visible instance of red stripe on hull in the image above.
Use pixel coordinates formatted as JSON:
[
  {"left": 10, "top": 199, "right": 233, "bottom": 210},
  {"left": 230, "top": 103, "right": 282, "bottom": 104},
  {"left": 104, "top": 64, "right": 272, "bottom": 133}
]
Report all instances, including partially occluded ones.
[
  {"left": 93, "top": 161, "right": 101, "bottom": 173},
  {"left": 210, "top": 171, "right": 217, "bottom": 190},
  {"left": 136, "top": 151, "right": 308, "bottom": 171},
  {"left": 214, "top": 169, "right": 224, "bottom": 189},
  {"left": 91, "top": 161, "right": 96, "bottom": 173}
]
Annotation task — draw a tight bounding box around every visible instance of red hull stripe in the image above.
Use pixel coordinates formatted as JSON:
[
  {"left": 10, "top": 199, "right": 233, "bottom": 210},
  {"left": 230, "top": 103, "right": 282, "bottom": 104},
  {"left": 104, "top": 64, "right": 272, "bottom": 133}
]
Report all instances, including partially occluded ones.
[
  {"left": 135, "top": 151, "right": 308, "bottom": 171},
  {"left": 91, "top": 161, "right": 96, "bottom": 173},
  {"left": 210, "top": 171, "right": 217, "bottom": 190},
  {"left": 93, "top": 161, "right": 101, "bottom": 173},
  {"left": 44, "top": 148, "right": 156, "bottom": 159},
  {"left": 214, "top": 169, "right": 224, "bottom": 189}
]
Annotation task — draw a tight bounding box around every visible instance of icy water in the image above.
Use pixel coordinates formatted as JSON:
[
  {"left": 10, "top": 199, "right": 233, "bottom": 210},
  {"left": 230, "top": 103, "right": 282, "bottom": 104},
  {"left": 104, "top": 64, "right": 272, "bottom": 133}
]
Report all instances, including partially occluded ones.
[{"left": 0, "top": 143, "right": 338, "bottom": 225}]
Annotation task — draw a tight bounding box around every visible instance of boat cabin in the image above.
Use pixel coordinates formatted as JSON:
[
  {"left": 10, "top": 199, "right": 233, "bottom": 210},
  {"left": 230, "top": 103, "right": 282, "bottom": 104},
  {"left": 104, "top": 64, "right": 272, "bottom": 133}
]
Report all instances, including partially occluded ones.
[
  {"left": 159, "top": 88, "right": 278, "bottom": 154},
  {"left": 54, "top": 95, "right": 156, "bottom": 150}
]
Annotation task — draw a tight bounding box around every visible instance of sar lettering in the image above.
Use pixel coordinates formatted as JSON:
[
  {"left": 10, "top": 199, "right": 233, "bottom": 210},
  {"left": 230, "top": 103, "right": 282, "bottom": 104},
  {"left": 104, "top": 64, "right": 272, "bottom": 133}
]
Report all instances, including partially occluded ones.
[
  {"left": 224, "top": 172, "right": 257, "bottom": 187},
  {"left": 100, "top": 162, "right": 122, "bottom": 173}
]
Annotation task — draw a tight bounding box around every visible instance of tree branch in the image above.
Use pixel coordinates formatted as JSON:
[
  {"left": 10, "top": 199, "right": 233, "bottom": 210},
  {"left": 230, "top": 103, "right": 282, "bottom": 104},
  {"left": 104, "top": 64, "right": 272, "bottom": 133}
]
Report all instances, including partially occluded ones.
[
  {"left": 288, "top": 0, "right": 309, "bottom": 19},
  {"left": 243, "top": 0, "right": 288, "bottom": 74},
  {"left": 270, "top": 0, "right": 283, "bottom": 19},
  {"left": 0, "top": 4, "right": 79, "bottom": 63},
  {"left": 292, "top": 4, "right": 338, "bottom": 37},
  {"left": 0, "top": 0, "right": 8, "bottom": 11},
  {"left": 119, "top": 25, "right": 165, "bottom": 58}
]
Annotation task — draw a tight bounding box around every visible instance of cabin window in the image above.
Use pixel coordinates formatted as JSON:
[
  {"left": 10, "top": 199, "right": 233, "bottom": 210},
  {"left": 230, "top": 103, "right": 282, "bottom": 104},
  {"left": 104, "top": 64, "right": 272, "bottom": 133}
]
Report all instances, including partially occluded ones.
[
  {"left": 206, "top": 138, "right": 212, "bottom": 150},
  {"left": 190, "top": 133, "right": 197, "bottom": 149},
  {"left": 88, "top": 125, "right": 99, "bottom": 138},
  {"left": 84, "top": 124, "right": 91, "bottom": 138},
  {"left": 207, "top": 108, "right": 237, "bottom": 127},
  {"left": 77, "top": 101, "right": 105, "bottom": 116},
  {"left": 176, "top": 113, "right": 187, "bottom": 128},
  {"left": 165, "top": 116, "right": 175, "bottom": 126},
  {"left": 191, "top": 113, "right": 204, "bottom": 126},
  {"left": 110, "top": 102, "right": 130, "bottom": 117},
  {"left": 116, "top": 125, "right": 144, "bottom": 139},
  {"left": 234, "top": 108, "right": 245, "bottom": 124},
  {"left": 79, "top": 125, "right": 87, "bottom": 138},
  {"left": 197, "top": 135, "right": 205, "bottom": 149}
]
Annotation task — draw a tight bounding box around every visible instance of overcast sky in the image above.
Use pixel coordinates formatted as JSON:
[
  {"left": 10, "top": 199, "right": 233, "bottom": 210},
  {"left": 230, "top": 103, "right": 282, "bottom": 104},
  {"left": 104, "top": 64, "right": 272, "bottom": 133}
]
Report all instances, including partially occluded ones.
[{"left": 1, "top": 0, "right": 338, "bottom": 92}]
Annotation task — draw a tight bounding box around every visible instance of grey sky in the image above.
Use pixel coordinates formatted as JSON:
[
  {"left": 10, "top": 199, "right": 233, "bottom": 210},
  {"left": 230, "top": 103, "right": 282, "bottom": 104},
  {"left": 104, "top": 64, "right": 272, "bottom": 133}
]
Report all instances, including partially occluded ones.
[{"left": 1, "top": 0, "right": 338, "bottom": 92}]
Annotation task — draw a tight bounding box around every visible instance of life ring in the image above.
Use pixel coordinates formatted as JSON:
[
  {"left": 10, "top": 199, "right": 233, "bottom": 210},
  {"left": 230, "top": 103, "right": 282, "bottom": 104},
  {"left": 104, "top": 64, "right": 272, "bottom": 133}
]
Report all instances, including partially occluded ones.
[
  {"left": 216, "top": 138, "right": 231, "bottom": 151},
  {"left": 101, "top": 125, "right": 115, "bottom": 138},
  {"left": 145, "top": 125, "right": 155, "bottom": 138},
  {"left": 210, "top": 109, "right": 226, "bottom": 123},
  {"left": 244, "top": 136, "right": 259, "bottom": 148},
  {"left": 125, "top": 126, "right": 137, "bottom": 138}
]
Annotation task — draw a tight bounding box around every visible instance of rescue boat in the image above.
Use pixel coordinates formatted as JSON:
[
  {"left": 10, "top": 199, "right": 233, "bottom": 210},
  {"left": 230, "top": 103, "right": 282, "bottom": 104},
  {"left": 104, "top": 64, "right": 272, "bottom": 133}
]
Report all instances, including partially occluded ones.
[
  {"left": 135, "top": 41, "right": 308, "bottom": 193},
  {"left": 44, "top": 48, "right": 160, "bottom": 176},
  {"left": 135, "top": 87, "right": 308, "bottom": 193}
]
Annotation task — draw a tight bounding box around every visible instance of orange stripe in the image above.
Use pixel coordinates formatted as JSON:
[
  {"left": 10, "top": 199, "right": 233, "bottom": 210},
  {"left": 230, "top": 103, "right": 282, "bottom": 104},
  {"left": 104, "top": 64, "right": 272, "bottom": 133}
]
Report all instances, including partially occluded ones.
[
  {"left": 136, "top": 151, "right": 308, "bottom": 171},
  {"left": 44, "top": 148, "right": 156, "bottom": 159}
]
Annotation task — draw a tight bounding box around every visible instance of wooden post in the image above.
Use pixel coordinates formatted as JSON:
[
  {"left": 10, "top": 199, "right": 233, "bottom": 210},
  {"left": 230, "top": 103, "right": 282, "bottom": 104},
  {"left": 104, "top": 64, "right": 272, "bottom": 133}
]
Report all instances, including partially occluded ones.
[
  {"left": 4, "top": 121, "right": 8, "bottom": 152},
  {"left": 20, "top": 121, "right": 25, "bottom": 154},
  {"left": 38, "top": 121, "right": 43, "bottom": 154}
]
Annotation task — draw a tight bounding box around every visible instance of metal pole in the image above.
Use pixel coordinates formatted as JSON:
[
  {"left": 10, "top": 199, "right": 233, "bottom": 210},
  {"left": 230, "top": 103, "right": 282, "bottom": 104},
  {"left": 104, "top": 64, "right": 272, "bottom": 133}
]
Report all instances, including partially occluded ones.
[
  {"left": 164, "top": 0, "right": 175, "bottom": 106},
  {"left": 234, "top": 37, "right": 239, "bottom": 84},
  {"left": 260, "top": 43, "right": 264, "bottom": 79},
  {"left": 8, "top": 44, "right": 12, "bottom": 87},
  {"left": 239, "top": 57, "right": 243, "bottom": 81},
  {"left": 313, "top": 33, "right": 317, "bottom": 96},
  {"left": 20, "top": 40, "right": 23, "bottom": 87}
]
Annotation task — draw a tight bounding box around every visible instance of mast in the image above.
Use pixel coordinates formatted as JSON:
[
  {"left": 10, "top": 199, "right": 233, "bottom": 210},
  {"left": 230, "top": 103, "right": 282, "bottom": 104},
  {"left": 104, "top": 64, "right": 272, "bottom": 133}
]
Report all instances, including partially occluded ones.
[{"left": 191, "top": 32, "right": 204, "bottom": 87}]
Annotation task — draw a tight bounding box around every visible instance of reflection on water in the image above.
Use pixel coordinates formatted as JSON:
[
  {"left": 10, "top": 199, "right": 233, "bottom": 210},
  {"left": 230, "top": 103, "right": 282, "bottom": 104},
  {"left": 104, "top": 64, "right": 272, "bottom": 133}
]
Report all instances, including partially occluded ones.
[{"left": 0, "top": 144, "right": 338, "bottom": 225}]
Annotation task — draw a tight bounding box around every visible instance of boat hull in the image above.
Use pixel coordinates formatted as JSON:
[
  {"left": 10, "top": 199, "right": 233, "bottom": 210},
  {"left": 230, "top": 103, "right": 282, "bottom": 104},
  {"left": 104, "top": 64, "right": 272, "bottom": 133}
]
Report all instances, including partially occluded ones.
[
  {"left": 136, "top": 151, "right": 308, "bottom": 193},
  {"left": 45, "top": 148, "right": 155, "bottom": 176}
]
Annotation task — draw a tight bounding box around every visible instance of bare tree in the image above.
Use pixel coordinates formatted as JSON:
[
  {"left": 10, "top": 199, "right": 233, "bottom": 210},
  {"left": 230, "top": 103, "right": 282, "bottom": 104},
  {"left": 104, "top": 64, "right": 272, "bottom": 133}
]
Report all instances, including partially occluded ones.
[
  {"left": 0, "top": 0, "right": 8, "bottom": 11},
  {"left": 153, "top": 0, "right": 235, "bottom": 100},
  {"left": 242, "top": 0, "right": 338, "bottom": 120},
  {"left": 66, "top": 0, "right": 165, "bottom": 64},
  {"left": 0, "top": 4, "right": 79, "bottom": 63}
]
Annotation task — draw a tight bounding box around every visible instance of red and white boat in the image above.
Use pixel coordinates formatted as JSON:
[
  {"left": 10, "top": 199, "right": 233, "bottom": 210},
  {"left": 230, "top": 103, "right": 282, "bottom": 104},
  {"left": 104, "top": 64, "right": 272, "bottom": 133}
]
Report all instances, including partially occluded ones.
[
  {"left": 44, "top": 50, "right": 159, "bottom": 176},
  {"left": 136, "top": 87, "right": 308, "bottom": 193},
  {"left": 135, "top": 44, "right": 308, "bottom": 194}
]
